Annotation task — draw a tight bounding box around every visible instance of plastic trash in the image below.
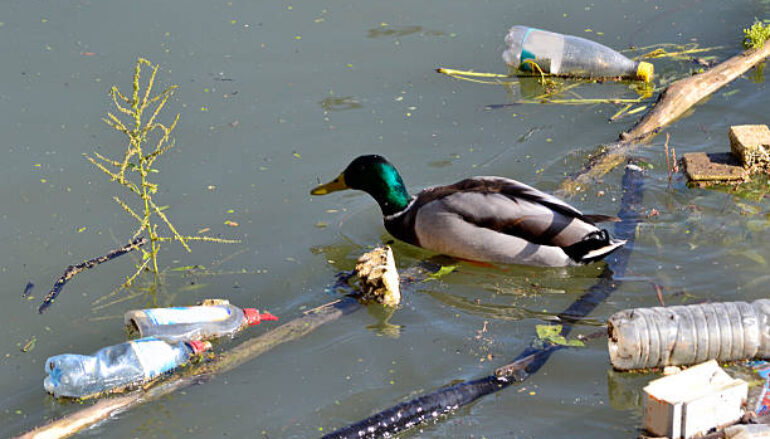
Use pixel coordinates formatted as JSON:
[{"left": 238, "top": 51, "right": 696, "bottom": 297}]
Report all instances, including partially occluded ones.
[
  {"left": 608, "top": 299, "right": 770, "bottom": 370},
  {"left": 502, "top": 25, "right": 653, "bottom": 82},
  {"left": 125, "top": 300, "right": 278, "bottom": 342},
  {"left": 44, "top": 337, "right": 211, "bottom": 398},
  {"left": 643, "top": 360, "right": 747, "bottom": 439},
  {"left": 748, "top": 360, "right": 770, "bottom": 415}
]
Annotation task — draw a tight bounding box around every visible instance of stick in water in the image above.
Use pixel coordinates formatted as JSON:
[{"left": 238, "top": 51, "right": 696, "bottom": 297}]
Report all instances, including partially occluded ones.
[{"left": 38, "top": 237, "right": 148, "bottom": 313}]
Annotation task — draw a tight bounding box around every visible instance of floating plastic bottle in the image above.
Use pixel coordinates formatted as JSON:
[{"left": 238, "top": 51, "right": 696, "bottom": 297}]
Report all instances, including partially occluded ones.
[
  {"left": 608, "top": 299, "right": 770, "bottom": 370},
  {"left": 502, "top": 25, "right": 653, "bottom": 82},
  {"left": 124, "top": 300, "right": 278, "bottom": 342},
  {"left": 44, "top": 337, "right": 211, "bottom": 398}
]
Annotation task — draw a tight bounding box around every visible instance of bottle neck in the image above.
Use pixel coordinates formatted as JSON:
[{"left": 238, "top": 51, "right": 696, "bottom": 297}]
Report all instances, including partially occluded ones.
[
  {"left": 243, "top": 308, "right": 279, "bottom": 326},
  {"left": 186, "top": 340, "right": 211, "bottom": 354}
]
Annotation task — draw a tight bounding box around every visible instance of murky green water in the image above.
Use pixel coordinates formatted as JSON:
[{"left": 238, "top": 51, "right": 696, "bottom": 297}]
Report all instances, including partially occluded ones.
[{"left": 2, "top": 1, "right": 769, "bottom": 438}]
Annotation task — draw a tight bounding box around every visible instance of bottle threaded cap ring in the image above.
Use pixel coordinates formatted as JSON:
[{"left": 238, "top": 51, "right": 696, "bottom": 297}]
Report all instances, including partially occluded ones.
[{"left": 637, "top": 62, "right": 654, "bottom": 83}]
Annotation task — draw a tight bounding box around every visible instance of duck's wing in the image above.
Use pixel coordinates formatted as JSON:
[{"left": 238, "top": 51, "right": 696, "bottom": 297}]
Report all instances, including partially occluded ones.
[
  {"left": 472, "top": 177, "right": 588, "bottom": 220},
  {"left": 413, "top": 199, "right": 574, "bottom": 266},
  {"left": 413, "top": 177, "right": 600, "bottom": 248}
]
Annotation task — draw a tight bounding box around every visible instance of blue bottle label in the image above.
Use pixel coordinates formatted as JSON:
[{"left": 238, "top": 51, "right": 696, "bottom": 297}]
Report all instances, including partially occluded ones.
[
  {"left": 144, "top": 306, "right": 232, "bottom": 326},
  {"left": 130, "top": 338, "right": 181, "bottom": 379}
]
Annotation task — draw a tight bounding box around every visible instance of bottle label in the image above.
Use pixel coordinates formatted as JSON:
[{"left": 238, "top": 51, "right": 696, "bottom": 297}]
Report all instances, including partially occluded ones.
[
  {"left": 131, "top": 338, "right": 181, "bottom": 379},
  {"left": 519, "top": 28, "right": 537, "bottom": 72},
  {"left": 143, "top": 306, "right": 232, "bottom": 326},
  {"left": 519, "top": 28, "right": 562, "bottom": 74}
]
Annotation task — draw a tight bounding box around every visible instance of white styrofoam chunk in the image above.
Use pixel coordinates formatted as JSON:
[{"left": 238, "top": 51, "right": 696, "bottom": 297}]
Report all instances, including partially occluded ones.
[{"left": 643, "top": 360, "right": 748, "bottom": 439}]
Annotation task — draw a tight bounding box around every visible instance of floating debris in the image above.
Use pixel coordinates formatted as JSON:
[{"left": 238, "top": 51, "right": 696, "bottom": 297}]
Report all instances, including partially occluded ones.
[
  {"left": 354, "top": 246, "right": 401, "bottom": 307},
  {"left": 22, "top": 282, "right": 34, "bottom": 298},
  {"left": 682, "top": 152, "right": 748, "bottom": 186},
  {"left": 535, "top": 324, "right": 585, "bottom": 347},
  {"left": 683, "top": 125, "right": 770, "bottom": 187},
  {"left": 21, "top": 336, "right": 36, "bottom": 353},
  {"left": 608, "top": 299, "right": 770, "bottom": 370},
  {"left": 730, "top": 124, "right": 770, "bottom": 170},
  {"left": 643, "top": 360, "right": 747, "bottom": 439}
]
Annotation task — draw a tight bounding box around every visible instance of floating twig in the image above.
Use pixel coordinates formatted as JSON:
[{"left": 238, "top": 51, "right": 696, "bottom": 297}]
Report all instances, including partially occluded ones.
[
  {"left": 665, "top": 133, "right": 672, "bottom": 184},
  {"left": 436, "top": 67, "right": 511, "bottom": 79},
  {"left": 436, "top": 67, "right": 518, "bottom": 85},
  {"left": 610, "top": 104, "right": 633, "bottom": 122},
  {"left": 516, "top": 97, "right": 647, "bottom": 105},
  {"left": 653, "top": 283, "right": 666, "bottom": 307},
  {"left": 38, "top": 237, "right": 148, "bottom": 313},
  {"left": 637, "top": 45, "right": 724, "bottom": 60}
]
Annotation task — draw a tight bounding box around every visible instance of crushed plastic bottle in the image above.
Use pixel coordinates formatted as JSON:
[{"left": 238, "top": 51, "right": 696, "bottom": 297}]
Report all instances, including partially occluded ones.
[
  {"left": 44, "top": 337, "right": 211, "bottom": 398},
  {"left": 502, "top": 25, "right": 653, "bottom": 82},
  {"left": 124, "top": 300, "right": 278, "bottom": 342},
  {"left": 608, "top": 299, "right": 770, "bottom": 370}
]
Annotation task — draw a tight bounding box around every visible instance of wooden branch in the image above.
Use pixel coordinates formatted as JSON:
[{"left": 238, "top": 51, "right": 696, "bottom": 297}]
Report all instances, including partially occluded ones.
[
  {"left": 624, "top": 40, "right": 770, "bottom": 141},
  {"left": 38, "top": 237, "right": 147, "bottom": 313},
  {"left": 14, "top": 298, "right": 360, "bottom": 439},
  {"left": 557, "top": 39, "right": 770, "bottom": 197}
]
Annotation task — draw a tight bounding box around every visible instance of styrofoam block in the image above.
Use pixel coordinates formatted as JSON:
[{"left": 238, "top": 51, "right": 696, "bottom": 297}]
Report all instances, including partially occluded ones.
[{"left": 643, "top": 360, "right": 748, "bottom": 439}]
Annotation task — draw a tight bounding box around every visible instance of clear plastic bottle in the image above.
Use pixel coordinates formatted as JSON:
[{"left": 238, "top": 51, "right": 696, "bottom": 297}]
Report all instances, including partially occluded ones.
[
  {"left": 124, "top": 300, "right": 278, "bottom": 342},
  {"left": 502, "top": 25, "right": 653, "bottom": 82},
  {"left": 608, "top": 299, "right": 770, "bottom": 370},
  {"left": 43, "top": 337, "right": 211, "bottom": 398}
]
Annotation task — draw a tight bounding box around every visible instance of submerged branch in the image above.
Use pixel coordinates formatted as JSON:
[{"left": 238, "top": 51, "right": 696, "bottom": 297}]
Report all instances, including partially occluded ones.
[{"left": 38, "top": 237, "right": 148, "bottom": 313}]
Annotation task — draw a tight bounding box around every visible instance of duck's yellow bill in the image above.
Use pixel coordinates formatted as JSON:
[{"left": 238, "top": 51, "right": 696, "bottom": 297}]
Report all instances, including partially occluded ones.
[{"left": 311, "top": 173, "right": 348, "bottom": 195}]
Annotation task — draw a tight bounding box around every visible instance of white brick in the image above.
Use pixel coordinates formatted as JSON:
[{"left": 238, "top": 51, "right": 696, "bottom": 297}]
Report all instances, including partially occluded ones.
[{"left": 643, "top": 360, "right": 748, "bottom": 439}]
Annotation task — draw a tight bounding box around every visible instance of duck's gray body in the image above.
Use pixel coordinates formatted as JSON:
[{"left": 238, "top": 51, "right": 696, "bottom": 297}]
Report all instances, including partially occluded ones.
[{"left": 384, "top": 177, "right": 624, "bottom": 267}]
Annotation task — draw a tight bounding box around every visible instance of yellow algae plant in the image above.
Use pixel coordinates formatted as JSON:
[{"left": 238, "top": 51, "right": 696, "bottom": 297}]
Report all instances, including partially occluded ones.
[{"left": 85, "top": 58, "right": 237, "bottom": 286}]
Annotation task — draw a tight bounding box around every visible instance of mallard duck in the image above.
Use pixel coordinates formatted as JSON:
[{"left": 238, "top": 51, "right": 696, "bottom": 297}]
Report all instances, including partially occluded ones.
[{"left": 311, "top": 155, "right": 625, "bottom": 267}]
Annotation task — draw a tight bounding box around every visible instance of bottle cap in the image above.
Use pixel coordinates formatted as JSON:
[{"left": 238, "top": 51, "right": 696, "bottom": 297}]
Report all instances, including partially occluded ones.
[
  {"left": 188, "top": 340, "right": 212, "bottom": 354},
  {"left": 636, "top": 62, "right": 654, "bottom": 83},
  {"left": 243, "top": 308, "right": 279, "bottom": 326}
]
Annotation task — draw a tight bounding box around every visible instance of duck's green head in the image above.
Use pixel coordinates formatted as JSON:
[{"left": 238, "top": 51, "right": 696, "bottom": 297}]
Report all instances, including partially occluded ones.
[{"left": 311, "top": 155, "right": 411, "bottom": 215}]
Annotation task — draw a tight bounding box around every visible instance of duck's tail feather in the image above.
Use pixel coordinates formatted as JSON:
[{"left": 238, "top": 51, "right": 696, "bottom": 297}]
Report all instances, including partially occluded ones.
[{"left": 563, "top": 229, "right": 626, "bottom": 264}]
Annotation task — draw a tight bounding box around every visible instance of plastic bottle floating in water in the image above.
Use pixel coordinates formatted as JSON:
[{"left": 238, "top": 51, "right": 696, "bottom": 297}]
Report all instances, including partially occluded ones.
[
  {"left": 608, "top": 299, "right": 770, "bottom": 370},
  {"left": 44, "top": 337, "right": 211, "bottom": 398},
  {"left": 502, "top": 25, "right": 653, "bottom": 82},
  {"left": 124, "top": 300, "right": 278, "bottom": 342}
]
